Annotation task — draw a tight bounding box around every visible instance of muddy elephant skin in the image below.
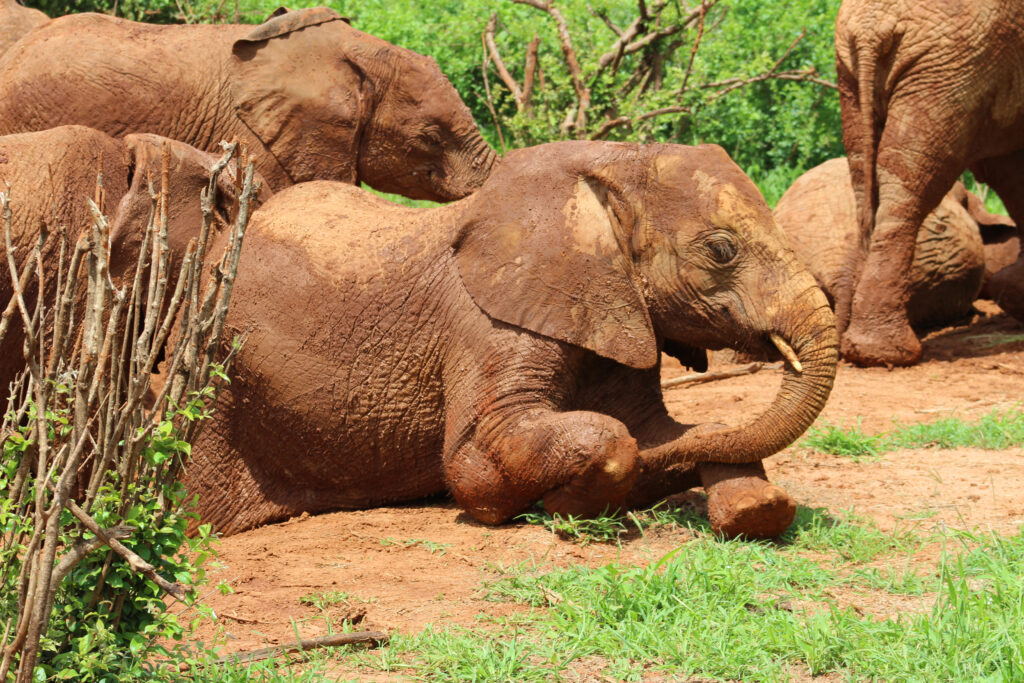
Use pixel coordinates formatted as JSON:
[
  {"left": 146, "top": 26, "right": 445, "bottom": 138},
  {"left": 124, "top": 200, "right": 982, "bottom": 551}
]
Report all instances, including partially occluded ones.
[
  {"left": 0, "top": 125, "right": 266, "bottom": 390},
  {"left": 188, "top": 141, "right": 839, "bottom": 539},
  {"left": 0, "top": 7, "right": 495, "bottom": 200},
  {"left": 836, "top": 0, "right": 1024, "bottom": 366},
  {"left": 0, "top": 0, "right": 46, "bottom": 58},
  {"left": 774, "top": 158, "right": 1015, "bottom": 329}
]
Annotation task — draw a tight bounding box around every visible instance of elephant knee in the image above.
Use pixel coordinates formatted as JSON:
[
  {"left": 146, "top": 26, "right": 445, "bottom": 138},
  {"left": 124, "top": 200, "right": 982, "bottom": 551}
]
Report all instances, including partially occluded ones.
[
  {"left": 540, "top": 413, "right": 640, "bottom": 519},
  {"left": 445, "top": 441, "right": 519, "bottom": 525}
]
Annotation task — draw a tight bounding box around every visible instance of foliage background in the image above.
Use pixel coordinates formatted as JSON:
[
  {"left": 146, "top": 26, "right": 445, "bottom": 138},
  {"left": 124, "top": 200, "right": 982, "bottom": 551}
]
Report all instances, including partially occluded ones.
[{"left": 23, "top": 0, "right": 844, "bottom": 204}]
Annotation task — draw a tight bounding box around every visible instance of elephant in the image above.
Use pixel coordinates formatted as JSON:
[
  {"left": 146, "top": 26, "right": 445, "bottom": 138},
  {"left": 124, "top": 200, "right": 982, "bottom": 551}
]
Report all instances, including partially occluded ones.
[
  {"left": 182, "top": 141, "right": 839, "bottom": 540},
  {"left": 835, "top": 0, "right": 1024, "bottom": 366},
  {"left": 0, "top": 7, "right": 495, "bottom": 201},
  {"left": 773, "top": 158, "right": 1016, "bottom": 329},
  {"left": 0, "top": 125, "right": 266, "bottom": 391},
  {"left": 0, "top": 0, "right": 46, "bottom": 58}
]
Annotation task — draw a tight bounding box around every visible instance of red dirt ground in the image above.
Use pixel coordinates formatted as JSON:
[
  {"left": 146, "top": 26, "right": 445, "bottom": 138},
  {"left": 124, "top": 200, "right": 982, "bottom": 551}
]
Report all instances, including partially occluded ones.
[{"left": 187, "top": 302, "right": 1024, "bottom": 671}]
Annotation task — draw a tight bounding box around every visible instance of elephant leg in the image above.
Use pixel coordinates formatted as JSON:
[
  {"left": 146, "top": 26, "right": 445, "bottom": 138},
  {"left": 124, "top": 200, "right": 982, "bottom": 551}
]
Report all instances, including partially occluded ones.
[
  {"left": 842, "top": 143, "right": 964, "bottom": 366},
  {"left": 625, "top": 416, "right": 795, "bottom": 539},
  {"left": 444, "top": 408, "right": 640, "bottom": 525},
  {"left": 972, "top": 151, "right": 1024, "bottom": 322},
  {"left": 698, "top": 461, "right": 795, "bottom": 539}
]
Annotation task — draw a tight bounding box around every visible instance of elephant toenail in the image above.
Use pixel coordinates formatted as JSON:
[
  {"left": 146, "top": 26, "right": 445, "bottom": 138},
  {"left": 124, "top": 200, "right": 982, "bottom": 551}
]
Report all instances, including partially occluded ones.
[{"left": 734, "top": 495, "right": 757, "bottom": 514}]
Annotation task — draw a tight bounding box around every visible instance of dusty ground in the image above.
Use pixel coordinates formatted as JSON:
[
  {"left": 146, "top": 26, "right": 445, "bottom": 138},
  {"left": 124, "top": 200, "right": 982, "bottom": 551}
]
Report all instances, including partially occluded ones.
[{"left": 188, "top": 303, "right": 1024, "bottom": 672}]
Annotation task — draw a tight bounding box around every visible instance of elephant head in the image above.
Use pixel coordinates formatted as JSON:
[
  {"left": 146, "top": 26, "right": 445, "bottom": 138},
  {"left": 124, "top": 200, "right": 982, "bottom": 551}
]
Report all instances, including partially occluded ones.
[
  {"left": 230, "top": 8, "right": 495, "bottom": 201},
  {"left": 107, "top": 133, "right": 270, "bottom": 281},
  {"left": 455, "top": 141, "right": 838, "bottom": 463}
]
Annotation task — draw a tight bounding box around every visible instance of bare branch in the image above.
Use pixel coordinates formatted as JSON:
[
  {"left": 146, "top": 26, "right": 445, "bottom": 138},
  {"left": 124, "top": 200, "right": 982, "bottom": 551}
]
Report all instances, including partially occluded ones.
[
  {"left": 484, "top": 14, "right": 523, "bottom": 108},
  {"left": 661, "top": 362, "right": 783, "bottom": 389},
  {"left": 522, "top": 35, "right": 540, "bottom": 114},
  {"left": 479, "top": 31, "right": 508, "bottom": 153},
  {"left": 512, "top": 0, "right": 590, "bottom": 135},
  {"left": 214, "top": 632, "right": 389, "bottom": 666}
]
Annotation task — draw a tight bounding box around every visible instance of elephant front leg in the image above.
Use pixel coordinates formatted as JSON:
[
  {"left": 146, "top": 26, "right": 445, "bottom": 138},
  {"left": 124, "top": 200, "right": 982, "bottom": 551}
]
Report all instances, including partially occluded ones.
[
  {"left": 626, "top": 419, "right": 795, "bottom": 539},
  {"left": 698, "top": 462, "right": 795, "bottom": 539},
  {"left": 444, "top": 409, "right": 640, "bottom": 525}
]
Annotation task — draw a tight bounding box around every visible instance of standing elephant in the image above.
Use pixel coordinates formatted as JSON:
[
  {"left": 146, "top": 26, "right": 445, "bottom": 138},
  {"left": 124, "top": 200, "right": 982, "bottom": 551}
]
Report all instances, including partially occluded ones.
[
  {"left": 186, "top": 141, "right": 838, "bottom": 540},
  {"left": 835, "top": 0, "right": 1024, "bottom": 366},
  {"left": 0, "top": 125, "right": 265, "bottom": 390},
  {"left": 0, "top": 0, "right": 46, "bottom": 58},
  {"left": 774, "top": 158, "right": 1015, "bottom": 329},
  {"left": 0, "top": 7, "right": 495, "bottom": 200}
]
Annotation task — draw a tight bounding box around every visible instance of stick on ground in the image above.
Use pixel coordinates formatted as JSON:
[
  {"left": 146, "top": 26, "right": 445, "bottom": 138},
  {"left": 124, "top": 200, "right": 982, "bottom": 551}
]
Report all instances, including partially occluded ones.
[{"left": 661, "top": 361, "right": 782, "bottom": 389}]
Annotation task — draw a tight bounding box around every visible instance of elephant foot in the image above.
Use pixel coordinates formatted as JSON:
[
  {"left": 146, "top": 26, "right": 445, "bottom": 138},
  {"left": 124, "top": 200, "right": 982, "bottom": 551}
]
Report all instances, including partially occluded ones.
[
  {"left": 699, "top": 463, "right": 795, "bottom": 539},
  {"left": 840, "top": 317, "right": 921, "bottom": 367},
  {"left": 987, "top": 259, "right": 1024, "bottom": 322}
]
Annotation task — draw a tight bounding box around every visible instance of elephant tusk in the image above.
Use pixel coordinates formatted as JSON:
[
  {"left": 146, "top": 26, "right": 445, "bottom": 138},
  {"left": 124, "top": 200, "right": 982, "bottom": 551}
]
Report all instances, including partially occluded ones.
[{"left": 769, "top": 333, "right": 803, "bottom": 373}]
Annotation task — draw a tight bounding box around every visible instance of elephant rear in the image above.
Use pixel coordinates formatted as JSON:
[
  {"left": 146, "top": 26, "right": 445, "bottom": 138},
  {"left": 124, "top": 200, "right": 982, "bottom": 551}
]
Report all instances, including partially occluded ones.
[{"left": 186, "top": 182, "right": 463, "bottom": 534}]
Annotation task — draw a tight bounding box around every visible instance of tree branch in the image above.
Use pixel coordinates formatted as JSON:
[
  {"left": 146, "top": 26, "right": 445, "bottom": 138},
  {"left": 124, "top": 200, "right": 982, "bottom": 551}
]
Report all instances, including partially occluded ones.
[
  {"left": 512, "top": 0, "right": 590, "bottom": 135},
  {"left": 66, "top": 500, "right": 188, "bottom": 601},
  {"left": 484, "top": 14, "right": 523, "bottom": 108}
]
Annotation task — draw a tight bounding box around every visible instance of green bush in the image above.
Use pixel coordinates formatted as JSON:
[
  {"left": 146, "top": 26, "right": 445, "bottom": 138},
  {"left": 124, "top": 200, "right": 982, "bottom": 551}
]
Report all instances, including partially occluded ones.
[{"left": 0, "top": 390, "right": 219, "bottom": 681}]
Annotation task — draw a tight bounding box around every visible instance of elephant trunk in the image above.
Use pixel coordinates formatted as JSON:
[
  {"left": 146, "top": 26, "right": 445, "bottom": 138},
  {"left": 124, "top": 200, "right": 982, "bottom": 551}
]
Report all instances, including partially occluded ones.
[
  {"left": 438, "top": 133, "right": 497, "bottom": 201},
  {"left": 674, "top": 285, "right": 838, "bottom": 463}
]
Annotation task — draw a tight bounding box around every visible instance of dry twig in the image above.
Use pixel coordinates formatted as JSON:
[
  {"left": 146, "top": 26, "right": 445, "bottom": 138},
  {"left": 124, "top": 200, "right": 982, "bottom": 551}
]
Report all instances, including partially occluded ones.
[{"left": 661, "top": 361, "right": 783, "bottom": 389}]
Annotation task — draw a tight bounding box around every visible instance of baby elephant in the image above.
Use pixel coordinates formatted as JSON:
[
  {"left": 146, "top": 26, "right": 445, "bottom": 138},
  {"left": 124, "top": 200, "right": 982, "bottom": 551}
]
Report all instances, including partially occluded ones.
[
  {"left": 0, "top": 125, "right": 263, "bottom": 390},
  {"left": 774, "top": 159, "right": 1017, "bottom": 329},
  {"left": 188, "top": 141, "right": 838, "bottom": 539}
]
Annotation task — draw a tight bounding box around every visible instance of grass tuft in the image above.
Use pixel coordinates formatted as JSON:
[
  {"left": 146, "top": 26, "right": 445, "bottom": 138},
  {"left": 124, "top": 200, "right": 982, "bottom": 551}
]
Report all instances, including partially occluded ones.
[{"left": 802, "top": 408, "right": 1024, "bottom": 457}]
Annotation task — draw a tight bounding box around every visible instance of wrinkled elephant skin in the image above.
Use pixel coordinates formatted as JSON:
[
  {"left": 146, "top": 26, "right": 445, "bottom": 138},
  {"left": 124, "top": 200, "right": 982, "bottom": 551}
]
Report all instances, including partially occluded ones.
[
  {"left": 0, "top": 0, "right": 46, "bottom": 58},
  {"left": 0, "top": 8, "right": 494, "bottom": 201},
  {"left": 836, "top": 0, "right": 1024, "bottom": 366},
  {"left": 186, "top": 141, "right": 838, "bottom": 540},
  {"left": 773, "top": 158, "right": 1014, "bottom": 329}
]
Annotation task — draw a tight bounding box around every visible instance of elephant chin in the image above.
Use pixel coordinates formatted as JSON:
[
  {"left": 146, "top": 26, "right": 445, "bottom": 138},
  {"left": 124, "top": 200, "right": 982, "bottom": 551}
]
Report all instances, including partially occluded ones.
[{"left": 674, "top": 291, "right": 838, "bottom": 463}]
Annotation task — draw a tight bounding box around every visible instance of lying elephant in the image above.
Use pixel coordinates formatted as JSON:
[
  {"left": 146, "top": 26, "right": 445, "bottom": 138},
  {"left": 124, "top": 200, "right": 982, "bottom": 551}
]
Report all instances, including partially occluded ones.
[
  {"left": 773, "top": 158, "right": 1016, "bottom": 329},
  {"left": 835, "top": 0, "right": 1024, "bottom": 366},
  {"left": 186, "top": 141, "right": 838, "bottom": 540},
  {"left": 0, "top": 0, "right": 46, "bottom": 58},
  {"left": 0, "top": 7, "right": 494, "bottom": 200},
  {"left": 0, "top": 125, "right": 266, "bottom": 390}
]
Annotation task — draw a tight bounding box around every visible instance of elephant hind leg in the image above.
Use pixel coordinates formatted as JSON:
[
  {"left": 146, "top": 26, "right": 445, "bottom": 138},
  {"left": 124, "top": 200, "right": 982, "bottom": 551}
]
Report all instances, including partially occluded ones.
[{"left": 972, "top": 152, "right": 1024, "bottom": 321}]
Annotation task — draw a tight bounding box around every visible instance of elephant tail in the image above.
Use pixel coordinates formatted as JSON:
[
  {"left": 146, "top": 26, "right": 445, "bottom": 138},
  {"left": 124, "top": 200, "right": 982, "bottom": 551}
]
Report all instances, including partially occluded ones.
[{"left": 834, "top": 12, "right": 891, "bottom": 331}]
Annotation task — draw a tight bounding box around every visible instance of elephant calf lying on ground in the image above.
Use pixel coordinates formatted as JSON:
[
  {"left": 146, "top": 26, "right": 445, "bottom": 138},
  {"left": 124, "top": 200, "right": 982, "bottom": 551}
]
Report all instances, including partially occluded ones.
[
  {"left": 774, "top": 159, "right": 1018, "bottom": 330},
  {"left": 0, "top": 125, "right": 265, "bottom": 390},
  {"left": 188, "top": 141, "right": 838, "bottom": 539}
]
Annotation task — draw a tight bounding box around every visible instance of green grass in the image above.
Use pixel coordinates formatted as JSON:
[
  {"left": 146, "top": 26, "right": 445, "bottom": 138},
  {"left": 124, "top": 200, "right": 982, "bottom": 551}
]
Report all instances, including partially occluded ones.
[
  {"left": 517, "top": 501, "right": 711, "bottom": 546},
  {"left": 332, "top": 513, "right": 1024, "bottom": 681},
  {"left": 802, "top": 408, "right": 1024, "bottom": 457}
]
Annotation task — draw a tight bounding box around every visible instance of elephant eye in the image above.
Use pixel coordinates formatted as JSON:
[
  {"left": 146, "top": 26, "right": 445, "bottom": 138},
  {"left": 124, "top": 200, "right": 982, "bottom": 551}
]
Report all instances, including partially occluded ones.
[{"left": 706, "top": 236, "right": 737, "bottom": 264}]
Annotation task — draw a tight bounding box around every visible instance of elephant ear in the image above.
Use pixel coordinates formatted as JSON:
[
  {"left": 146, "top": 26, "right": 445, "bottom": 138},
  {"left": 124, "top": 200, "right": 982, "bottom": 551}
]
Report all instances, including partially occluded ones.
[
  {"left": 454, "top": 172, "right": 657, "bottom": 370},
  {"left": 230, "top": 7, "right": 366, "bottom": 185},
  {"left": 958, "top": 184, "right": 1017, "bottom": 245}
]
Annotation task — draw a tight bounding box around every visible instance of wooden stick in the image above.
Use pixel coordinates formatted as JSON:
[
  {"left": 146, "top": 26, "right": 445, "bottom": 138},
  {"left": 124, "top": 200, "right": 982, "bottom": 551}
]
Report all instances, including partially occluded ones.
[
  {"left": 213, "top": 632, "right": 389, "bottom": 666},
  {"left": 661, "top": 361, "right": 782, "bottom": 389}
]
